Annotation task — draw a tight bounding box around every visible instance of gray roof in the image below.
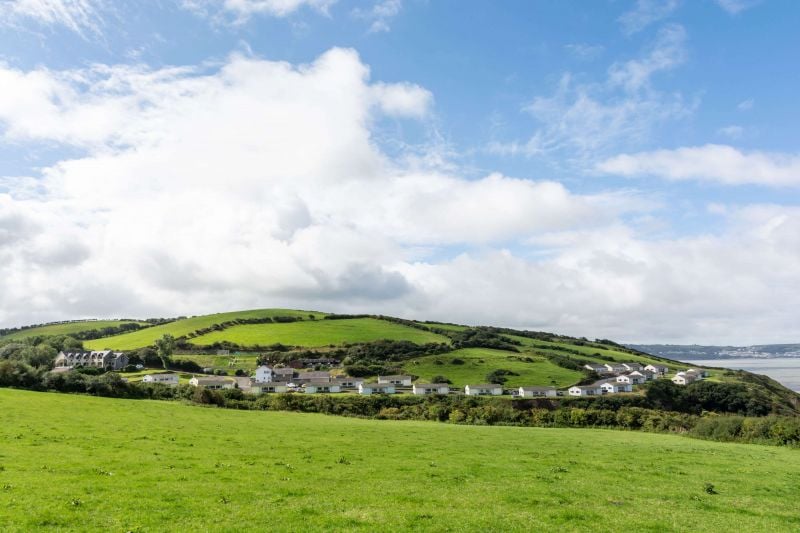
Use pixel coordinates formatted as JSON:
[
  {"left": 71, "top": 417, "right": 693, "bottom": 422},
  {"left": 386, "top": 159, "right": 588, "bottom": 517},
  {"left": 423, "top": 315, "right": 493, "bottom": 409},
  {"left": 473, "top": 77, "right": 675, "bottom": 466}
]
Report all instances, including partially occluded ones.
[
  {"left": 379, "top": 375, "right": 412, "bottom": 380},
  {"left": 466, "top": 384, "right": 502, "bottom": 389},
  {"left": 520, "top": 386, "right": 556, "bottom": 391},
  {"left": 415, "top": 383, "right": 450, "bottom": 389}
]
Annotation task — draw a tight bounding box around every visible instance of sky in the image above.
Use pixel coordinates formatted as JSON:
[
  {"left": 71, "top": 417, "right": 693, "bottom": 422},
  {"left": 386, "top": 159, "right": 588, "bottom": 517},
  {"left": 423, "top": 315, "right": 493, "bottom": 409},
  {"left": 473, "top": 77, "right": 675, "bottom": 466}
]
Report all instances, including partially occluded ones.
[{"left": 0, "top": 0, "right": 798, "bottom": 344}]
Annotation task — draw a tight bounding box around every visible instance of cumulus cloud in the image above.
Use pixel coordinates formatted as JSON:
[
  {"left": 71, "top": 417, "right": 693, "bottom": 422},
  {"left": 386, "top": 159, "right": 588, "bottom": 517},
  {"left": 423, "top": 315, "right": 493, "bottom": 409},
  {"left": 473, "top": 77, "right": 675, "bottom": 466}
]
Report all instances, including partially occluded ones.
[
  {"left": 597, "top": 144, "right": 800, "bottom": 187},
  {"left": 1, "top": 48, "right": 798, "bottom": 344},
  {"left": 0, "top": 0, "right": 105, "bottom": 36}
]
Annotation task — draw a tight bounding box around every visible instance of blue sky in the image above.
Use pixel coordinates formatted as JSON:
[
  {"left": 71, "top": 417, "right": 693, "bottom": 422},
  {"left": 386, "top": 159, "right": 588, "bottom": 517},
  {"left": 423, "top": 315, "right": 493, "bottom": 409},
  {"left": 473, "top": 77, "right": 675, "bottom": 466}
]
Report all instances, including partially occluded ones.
[{"left": 0, "top": 0, "right": 798, "bottom": 344}]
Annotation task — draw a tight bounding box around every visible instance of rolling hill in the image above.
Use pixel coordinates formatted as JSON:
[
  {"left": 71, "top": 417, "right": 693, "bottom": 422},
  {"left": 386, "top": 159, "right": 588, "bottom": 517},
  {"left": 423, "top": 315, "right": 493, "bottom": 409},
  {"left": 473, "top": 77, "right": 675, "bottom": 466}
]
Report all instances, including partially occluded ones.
[
  {"left": 1, "top": 388, "right": 799, "bottom": 531},
  {"left": 0, "top": 320, "right": 149, "bottom": 342}
]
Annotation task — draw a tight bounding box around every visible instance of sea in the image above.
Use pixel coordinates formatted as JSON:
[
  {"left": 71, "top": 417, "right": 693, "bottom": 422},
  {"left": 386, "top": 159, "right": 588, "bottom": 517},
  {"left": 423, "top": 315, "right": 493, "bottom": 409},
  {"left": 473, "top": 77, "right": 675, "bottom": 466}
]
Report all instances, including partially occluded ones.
[{"left": 684, "top": 358, "right": 800, "bottom": 393}]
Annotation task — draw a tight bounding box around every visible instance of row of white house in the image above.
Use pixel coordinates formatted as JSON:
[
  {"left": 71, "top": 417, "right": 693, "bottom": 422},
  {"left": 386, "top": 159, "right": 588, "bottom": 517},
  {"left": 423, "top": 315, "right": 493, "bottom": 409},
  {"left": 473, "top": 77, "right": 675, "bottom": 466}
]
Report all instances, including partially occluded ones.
[
  {"left": 671, "top": 368, "right": 707, "bottom": 385},
  {"left": 583, "top": 362, "right": 669, "bottom": 377}
]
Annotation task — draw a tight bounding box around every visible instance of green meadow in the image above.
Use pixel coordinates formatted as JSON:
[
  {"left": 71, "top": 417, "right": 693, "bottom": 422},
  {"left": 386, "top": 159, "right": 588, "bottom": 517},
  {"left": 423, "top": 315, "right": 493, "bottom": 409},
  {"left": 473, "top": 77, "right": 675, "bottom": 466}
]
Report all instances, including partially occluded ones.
[
  {"left": 404, "top": 347, "right": 585, "bottom": 387},
  {"left": 1, "top": 389, "right": 799, "bottom": 532},
  {"left": 188, "top": 318, "right": 449, "bottom": 348},
  {"left": 84, "top": 309, "right": 322, "bottom": 350},
  {"left": 0, "top": 320, "right": 148, "bottom": 341}
]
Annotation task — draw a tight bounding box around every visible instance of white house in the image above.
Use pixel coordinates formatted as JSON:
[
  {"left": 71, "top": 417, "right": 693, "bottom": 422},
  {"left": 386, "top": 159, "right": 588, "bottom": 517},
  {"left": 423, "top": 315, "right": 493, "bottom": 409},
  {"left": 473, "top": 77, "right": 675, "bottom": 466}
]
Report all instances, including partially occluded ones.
[
  {"left": 248, "top": 382, "right": 289, "bottom": 394},
  {"left": 412, "top": 383, "right": 450, "bottom": 395},
  {"left": 625, "top": 371, "right": 647, "bottom": 384},
  {"left": 601, "top": 382, "right": 632, "bottom": 394},
  {"left": 296, "top": 371, "right": 331, "bottom": 382},
  {"left": 672, "top": 373, "right": 697, "bottom": 386},
  {"left": 603, "top": 363, "right": 628, "bottom": 374},
  {"left": 615, "top": 374, "right": 632, "bottom": 384},
  {"left": 622, "top": 362, "right": 643, "bottom": 371},
  {"left": 584, "top": 364, "right": 612, "bottom": 374},
  {"left": 304, "top": 383, "right": 341, "bottom": 394},
  {"left": 685, "top": 368, "right": 707, "bottom": 379},
  {"left": 54, "top": 350, "right": 128, "bottom": 371},
  {"left": 189, "top": 377, "right": 235, "bottom": 390},
  {"left": 518, "top": 386, "right": 558, "bottom": 398},
  {"left": 644, "top": 364, "right": 669, "bottom": 376},
  {"left": 464, "top": 384, "right": 503, "bottom": 396},
  {"left": 141, "top": 373, "right": 179, "bottom": 386},
  {"left": 331, "top": 377, "right": 363, "bottom": 389},
  {"left": 358, "top": 383, "right": 396, "bottom": 395},
  {"left": 378, "top": 375, "right": 413, "bottom": 386},
  {"left": 254, "top": 365, "right": 274, "bottom": 383},
  {"left": 568, "top": 385, "right": 603, "bottom": 397}
]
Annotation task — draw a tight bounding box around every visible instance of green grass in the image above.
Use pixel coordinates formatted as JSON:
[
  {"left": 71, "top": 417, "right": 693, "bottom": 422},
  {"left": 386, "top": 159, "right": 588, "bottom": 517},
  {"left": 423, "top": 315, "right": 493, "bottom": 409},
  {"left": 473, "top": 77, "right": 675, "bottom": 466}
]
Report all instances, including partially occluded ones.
[
  {"left": 413, "top": 321, "right": 470, "bottom": 332},
  {"left": 1, "top": 389, "right": 799, "bottom": 531},
  {"left": 403, "top": 347, "right": 585, "bottom": 388},
  {"left": 0, "top": 320, "right": 148, "bottom": 342},
  {"left": 84, "top": 309, "right": 323, "bottom": 350},
  {"left": 508, "top": 335, "right": 670, "bottom": 367},
  {"left": 172, "top": 354, "right": 260, "bottom": 373},
  {"left": 188, "top": 318, "right": 449, "bottom": 348}
]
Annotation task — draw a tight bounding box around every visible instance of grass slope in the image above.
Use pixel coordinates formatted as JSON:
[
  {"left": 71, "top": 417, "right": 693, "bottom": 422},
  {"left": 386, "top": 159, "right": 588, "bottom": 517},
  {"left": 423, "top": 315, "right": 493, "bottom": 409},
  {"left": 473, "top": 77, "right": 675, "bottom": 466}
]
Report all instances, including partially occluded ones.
[
  {"left": 84, "top": 309, "right": 322, "bottom": 350},
  {"left": 404, "top": 347, "right": 584, "bottom": 387},
  {"left": 1, "top": 389, "right": 799, "bottom": 532},
  {"left": 0, "top": 321, "right": 148, "bottom": 342},
  {"left": 188, "top": 318, "right": 449, "bottom": 348}
]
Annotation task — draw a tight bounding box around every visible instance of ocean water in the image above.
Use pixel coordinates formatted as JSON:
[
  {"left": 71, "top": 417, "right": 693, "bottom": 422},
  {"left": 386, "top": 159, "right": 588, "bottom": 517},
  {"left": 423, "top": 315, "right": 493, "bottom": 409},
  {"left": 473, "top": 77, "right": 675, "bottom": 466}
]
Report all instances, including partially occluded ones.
[{"left": 684, "top": 358, "right": 800, "bottom": 392}]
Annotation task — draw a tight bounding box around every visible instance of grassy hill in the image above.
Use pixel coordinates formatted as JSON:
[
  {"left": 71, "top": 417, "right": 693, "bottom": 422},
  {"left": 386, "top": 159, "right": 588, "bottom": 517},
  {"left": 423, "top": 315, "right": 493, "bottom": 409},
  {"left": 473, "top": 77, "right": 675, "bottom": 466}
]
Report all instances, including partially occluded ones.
[
  {"left": 403, "top": 347, "right": 584, "bottom": 387},
  {"left": 84, "top": 309, "right": 322, "bottom": 350},
  {"left": 1, "top": 389, "right": 799, "bottom": 532},
  {"left": 188, "top": 317, "right": 448, "bottom": 348},
  {"left": 0, "top": 320, "right": 148, "bottom": 341}
]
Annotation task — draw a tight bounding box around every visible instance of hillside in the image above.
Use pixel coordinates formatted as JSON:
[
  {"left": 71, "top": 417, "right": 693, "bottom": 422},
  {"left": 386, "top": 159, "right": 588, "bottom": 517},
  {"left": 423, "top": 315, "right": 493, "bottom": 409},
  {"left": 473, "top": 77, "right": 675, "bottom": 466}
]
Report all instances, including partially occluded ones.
[
  {"left": 1, "top": 389, "right": 798, "bottom": 531},
  {"left": 0, "top": 320, "right": 149, "bottom": 341},
  {"left": 83, "top": 309, "right": 322, "bottom": 350}
]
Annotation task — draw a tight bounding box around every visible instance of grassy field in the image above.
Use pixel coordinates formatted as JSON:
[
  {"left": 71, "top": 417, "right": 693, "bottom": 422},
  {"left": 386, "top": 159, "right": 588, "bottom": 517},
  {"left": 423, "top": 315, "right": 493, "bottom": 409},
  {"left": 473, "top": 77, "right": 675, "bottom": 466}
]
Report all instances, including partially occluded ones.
[
  {"left": 403, "top": 347, "right": 585, "bottom": 388},
  {"left": 172, "top": 353, "right": 261, "bottom": 373},
  {"left": 188, "top": 318, "right": 449, "bottom": 348},
  {"left": 1, "top": 389, "right": 799, "bottom": 531},
  {"left": 507, "top": 335, "right": 668, "bottom": 366},
  {"left": 0, "top": 320, "right": 148, "bottom": 342},
  {"left": 413, "top": 321, "right": 470, "bottom": 332},
  {"left": 84, "top": 309, "right": 323, "bottom": 350}
]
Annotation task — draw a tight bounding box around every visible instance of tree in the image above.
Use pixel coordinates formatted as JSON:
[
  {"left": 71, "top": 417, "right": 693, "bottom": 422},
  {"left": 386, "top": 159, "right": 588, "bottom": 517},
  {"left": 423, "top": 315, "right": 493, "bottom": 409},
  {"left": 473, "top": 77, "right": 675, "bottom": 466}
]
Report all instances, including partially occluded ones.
[
  {"left": 154, "top": 334, "right": 176, "bottom": 370},
  {"left": 431, "top": 375, "right": 452, "bottom": 384}
]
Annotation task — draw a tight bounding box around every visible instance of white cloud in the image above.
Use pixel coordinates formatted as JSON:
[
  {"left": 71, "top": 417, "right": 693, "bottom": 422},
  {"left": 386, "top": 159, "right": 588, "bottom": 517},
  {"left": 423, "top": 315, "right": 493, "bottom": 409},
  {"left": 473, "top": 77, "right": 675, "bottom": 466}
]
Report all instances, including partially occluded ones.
[
  {"left": 0, "top": 0, "right": 104, "bottom": 36},
  {"left": 717, "top": 125, "right": 743, "bottom": 139},
  {"left": 1, "top": 49, "right": 798, "bottom": 344},
  {"left": 492, "top": 25, "right": 692, "bottom": 160},
  {"left": 182, "top": 0, "right": 336, "bottom": 22},
  {"left": 618, "top": 0, "right": 680, "bottom": 36},
  {"left": 715, "top": 0, "right": 762, "bottom": 15},
  {"left": 351, "top": 0, "right": 402, "bottom": 33},
  {"left": 597, "top": 144, "right": 800, "bottom": 187}
]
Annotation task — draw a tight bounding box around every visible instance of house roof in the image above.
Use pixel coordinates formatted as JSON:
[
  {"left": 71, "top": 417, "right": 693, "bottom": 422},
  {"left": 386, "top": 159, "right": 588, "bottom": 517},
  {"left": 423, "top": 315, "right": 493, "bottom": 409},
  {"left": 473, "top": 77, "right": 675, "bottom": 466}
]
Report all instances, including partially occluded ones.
[
  {"left": 466, "top": 384, "right": 502, "bottom": 389},
  {"left": 415, "top": 383, "right": 450, "bottom": 389},
  {"left": 520, "top": 386, "right": 556, "bottom": 391},
  {"left": 144, "top": 373, "right": 177, "bottom": 379},
  {"left": 360, "top": 383, "right": 393, "bottom": 388},
  {"left": 193, "top": 377, "right": 232, "bottom": 384},
  {"left": 256, "top": 382, "right": 289, "bottom": 387},
  {"left": 378, "top": 375, "right": 412, "bottom": 380}
]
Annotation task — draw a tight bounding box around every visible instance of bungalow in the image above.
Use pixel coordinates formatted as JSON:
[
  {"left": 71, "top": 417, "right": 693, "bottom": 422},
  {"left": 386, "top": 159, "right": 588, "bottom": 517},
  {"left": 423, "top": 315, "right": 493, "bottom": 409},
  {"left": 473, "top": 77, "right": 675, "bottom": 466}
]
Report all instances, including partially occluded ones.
[
  {"left": 518, "top": 386, "right": 558, "bottom": 398},
  {"left": 189, "top": 377, "right": 235, "bottom": 390},
  {"left": 584, "top": 364, "right": 612, "bottom": 374},
  {"left": 603, "top": 363, "right": 628, "bottom": 374},
  {"left": 272, "top": 367, "right": 296, "bottom": 381},
  {"left": 601, "top": 382, "right": 632, "bottom": 394},
  {"left": 331, "top": 377, "right": 363, "bottom": 389},
  {"left": 358, "top": 383, "right": 396, "bottom": 395},
  {"left": 641, "top": 369, "right": 657, "bottom": 381},
  {"left": 464, "top": 384, "right": 503, "bottom": 396},
  {"left": 296, "top": 371, "right": 332, "bottom": 382},
  {"left": 685, "top": 368, "right": 707, "bottom": 379},
  {"left": 671, "top": 372, "right": 697, "bottom": 386},
  {"left": 412, "top": 383, "right": 450, "bottom": 395},
  {"left": 622, "top": 362, "right": 643, "bottom": 371},
  {"left": 304, "top": 383, "right": 341, "bottom": 394},
  {"left": 378, "top": 375, "right": 413, "bottom": 386},
  {"left": 141, "top": 373, "right": 179, "bottom": 386},
  {"left": 254, "top": 365, "right": 274, "bottom": 383},
  {"left": 568, "top": 385, "right": 603, "bottom": 397},
  {"left": 54, "top": 350, "right": 128, "bottom": 371},
  {"left": 644, "top": 364, "right": 669, "bottom": 376},
  {"left": 626, "top": 371, "right": 647, "bottom": 384},
  {"left": 615, "top": 374, "right": 633, "bottom": 384},
  {"left": 248, "top": 382, "right": 289, "bottom": 394}
]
